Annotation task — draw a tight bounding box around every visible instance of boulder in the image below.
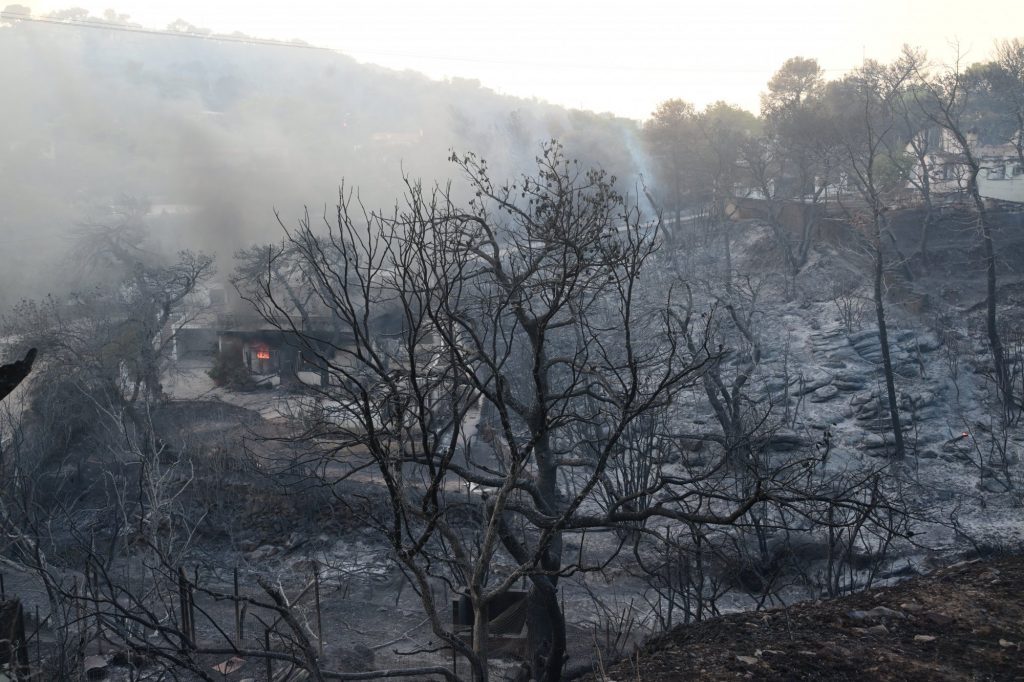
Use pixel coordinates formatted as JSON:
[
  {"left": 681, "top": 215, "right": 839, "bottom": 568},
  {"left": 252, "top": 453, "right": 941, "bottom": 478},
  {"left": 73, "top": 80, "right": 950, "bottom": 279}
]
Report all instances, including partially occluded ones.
[
  {"left": 862, "top": 434, "right": 889, "bottom": 450},
  {"left": 84, "top": 656, "right": 109, "bottom": 680},
  {"left": 914, "top": 332, "right": 943, "bottom": 353},
  {"left": 767, "top": 430, "right": 807, "bottom": 451},
  {"left": 978, "top": 477, "right": 1011, "bottom": 494},
  {"left": 810, "top": 385, "right": 839, "bottom": 403},
  {"left": 850, "top": 392, "right": 876, "bottom": 407},
  {"left": 795, "top": 372, "right": 833, "bottom": 395},
  {"left": 848, "top": 329, "right": 880, "bottom": 346}
]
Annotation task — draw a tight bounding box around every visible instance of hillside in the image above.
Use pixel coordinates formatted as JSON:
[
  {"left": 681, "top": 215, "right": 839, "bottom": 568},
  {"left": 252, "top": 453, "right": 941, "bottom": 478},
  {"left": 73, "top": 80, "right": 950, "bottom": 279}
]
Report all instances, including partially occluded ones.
[
  {"left": 579, "top": 554, "right": 1024, "bottom": 681},
  {"left": 0, "top": 10, "right": 644, "bottom": 308}
]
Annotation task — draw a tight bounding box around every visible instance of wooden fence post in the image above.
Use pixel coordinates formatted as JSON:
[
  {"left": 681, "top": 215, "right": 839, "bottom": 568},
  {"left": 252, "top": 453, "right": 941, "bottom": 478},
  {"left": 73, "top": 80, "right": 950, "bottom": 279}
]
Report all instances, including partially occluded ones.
[
  {"left": 313, "top": 561, "right": 323, "bottom": 658},
  {"left": 177, "top": 567, "right": 192, "bottom": 652},
  {"left": 264, "top": 627, "right": 272, "bottom": 680},
  {"left": 233, "top": 566, "right": 242, "bottom": 642}
]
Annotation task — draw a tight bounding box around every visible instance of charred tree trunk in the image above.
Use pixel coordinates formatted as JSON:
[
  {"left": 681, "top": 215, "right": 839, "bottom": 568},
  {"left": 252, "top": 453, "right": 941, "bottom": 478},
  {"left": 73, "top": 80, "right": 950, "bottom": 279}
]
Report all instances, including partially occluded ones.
[
  {"left": 526, "top": 577, "right": 565, "bottom": 682},
  {"left": 796, "top": 202, "right": 818, "bottom": 269},
  {"left": 526, "top": 427, "right": 566, "bottom": 682},
  {"left": 471, "top": 601, "right": 489, "bottom": 682},
  {"left": 872, "top": 218, "right": 905, "bottom": 459},
  {"left": 981, "top": 213, "right": 1010, "bottom": 413},
  {"left": 918, "top": 203, "right": 933, "bottom": 270},
  {"left": 951, "top": 137, "right": 1011, "bottom": 412}
]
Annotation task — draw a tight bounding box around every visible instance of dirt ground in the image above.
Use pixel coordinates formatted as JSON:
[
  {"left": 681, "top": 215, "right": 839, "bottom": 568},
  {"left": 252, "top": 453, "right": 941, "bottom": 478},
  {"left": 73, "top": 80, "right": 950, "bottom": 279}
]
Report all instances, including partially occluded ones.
[{"left": 578, "top": 554, "right": 1024, "bottom": 681}]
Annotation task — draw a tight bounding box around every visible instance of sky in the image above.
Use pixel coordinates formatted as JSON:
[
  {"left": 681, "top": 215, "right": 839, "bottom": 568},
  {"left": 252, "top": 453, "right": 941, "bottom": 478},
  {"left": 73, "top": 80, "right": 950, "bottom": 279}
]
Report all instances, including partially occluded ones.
[{"left": 17, "top": 0, "right": 1024, "bottom": 119}]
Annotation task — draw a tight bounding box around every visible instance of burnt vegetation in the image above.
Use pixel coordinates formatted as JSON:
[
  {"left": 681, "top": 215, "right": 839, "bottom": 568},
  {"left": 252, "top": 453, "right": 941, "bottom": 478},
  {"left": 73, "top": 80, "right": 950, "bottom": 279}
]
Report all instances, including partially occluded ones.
[{"left": 2, "top": 9, "right": 1024, "bottom": 682}]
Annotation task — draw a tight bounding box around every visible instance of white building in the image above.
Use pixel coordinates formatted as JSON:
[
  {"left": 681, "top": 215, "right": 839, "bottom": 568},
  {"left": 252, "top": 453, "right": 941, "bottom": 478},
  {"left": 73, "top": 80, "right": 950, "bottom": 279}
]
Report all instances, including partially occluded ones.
[{"left": 907, "top": 129, "right": 1024, "bottom": 203}]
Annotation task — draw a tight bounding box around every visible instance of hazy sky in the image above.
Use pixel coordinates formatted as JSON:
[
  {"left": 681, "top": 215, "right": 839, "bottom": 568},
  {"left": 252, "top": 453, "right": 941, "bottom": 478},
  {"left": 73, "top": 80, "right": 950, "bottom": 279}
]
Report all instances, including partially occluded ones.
[{"left": 20, "top": 0, "right": 1024, "bottom": 119}]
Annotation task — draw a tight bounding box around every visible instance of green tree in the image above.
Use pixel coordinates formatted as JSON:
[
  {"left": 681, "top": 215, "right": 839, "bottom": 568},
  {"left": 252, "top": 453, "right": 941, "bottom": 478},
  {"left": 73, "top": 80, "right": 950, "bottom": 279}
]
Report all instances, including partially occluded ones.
[
  {"left": 747, "top": 57, "right": 837, "bottom": 277},
  {"left": 643, "top": 99, "right": 699, "bottom": 229}
]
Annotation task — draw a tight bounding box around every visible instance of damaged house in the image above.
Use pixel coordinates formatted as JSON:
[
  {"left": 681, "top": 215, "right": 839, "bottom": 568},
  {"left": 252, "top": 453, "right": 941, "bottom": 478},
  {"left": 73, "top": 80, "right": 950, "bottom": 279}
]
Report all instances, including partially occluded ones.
[
  {"left": 215, "top": 315, "right": 354, "bottom": 385},
  {"left": 907, "top": 127, "right": 1024, "bottom": 204}
]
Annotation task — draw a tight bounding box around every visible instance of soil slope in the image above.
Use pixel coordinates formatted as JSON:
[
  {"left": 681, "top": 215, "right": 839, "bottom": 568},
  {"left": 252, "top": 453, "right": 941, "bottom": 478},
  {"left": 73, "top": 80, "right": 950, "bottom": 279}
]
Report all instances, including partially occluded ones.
[{"left": 581, "top": 555, "right": 1024, "bottom": 681}]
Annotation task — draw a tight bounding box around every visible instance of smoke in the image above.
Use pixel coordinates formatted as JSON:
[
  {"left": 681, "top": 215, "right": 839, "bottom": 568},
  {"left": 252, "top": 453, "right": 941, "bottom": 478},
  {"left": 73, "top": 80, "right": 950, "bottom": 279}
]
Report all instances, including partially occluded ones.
[{"left": 0, "top": 12, "right": 650, "bottom": 309}]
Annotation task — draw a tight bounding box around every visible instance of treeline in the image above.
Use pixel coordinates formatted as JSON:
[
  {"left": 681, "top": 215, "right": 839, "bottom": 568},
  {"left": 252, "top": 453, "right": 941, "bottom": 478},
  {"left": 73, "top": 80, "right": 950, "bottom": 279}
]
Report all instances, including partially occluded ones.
[
  {"left": 642, "top": 43, "right": 1024, "bottom": 255},
  {"left": 641, "top": 44, "right": 1024, "bottom": 423}
]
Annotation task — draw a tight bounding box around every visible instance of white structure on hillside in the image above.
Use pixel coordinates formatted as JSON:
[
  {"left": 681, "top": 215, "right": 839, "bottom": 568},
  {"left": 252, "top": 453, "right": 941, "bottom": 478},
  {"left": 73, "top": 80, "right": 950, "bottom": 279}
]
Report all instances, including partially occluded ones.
[{"left": 907, "top": 128, "right": 1024, "bottom": 203}]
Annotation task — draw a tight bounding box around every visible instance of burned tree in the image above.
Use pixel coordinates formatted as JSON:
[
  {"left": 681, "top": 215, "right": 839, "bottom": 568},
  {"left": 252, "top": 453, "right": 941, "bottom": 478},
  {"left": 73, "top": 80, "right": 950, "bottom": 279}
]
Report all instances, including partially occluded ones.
[
  {"left": 240, "top": 143, "right": 774, "bottom": 681},
  {"left": 236, "top": 142, "right": 920, "bottom": 681},
  {"left": 829, "top": 58, "right": 915, "bottom": 459},
  {"left": 913, "top": 53, "right": 1015, "bottom": 417}
]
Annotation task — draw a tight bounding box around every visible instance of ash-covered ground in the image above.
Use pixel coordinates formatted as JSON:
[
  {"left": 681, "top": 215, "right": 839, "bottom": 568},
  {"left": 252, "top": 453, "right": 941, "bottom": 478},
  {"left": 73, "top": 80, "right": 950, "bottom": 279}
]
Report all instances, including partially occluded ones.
[{"left": 5, "top": 210, "right": 1023, "bottom": 681}]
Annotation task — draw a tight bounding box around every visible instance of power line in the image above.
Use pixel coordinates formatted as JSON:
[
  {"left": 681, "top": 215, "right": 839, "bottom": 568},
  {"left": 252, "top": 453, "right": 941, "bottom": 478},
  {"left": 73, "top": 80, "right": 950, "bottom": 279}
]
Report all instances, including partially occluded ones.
[
  {"left": 0, "top": 11, "right": 862, "bottom": 76},
  {"left": 0, "top": 11, "right": 332, "bottom": 51}
]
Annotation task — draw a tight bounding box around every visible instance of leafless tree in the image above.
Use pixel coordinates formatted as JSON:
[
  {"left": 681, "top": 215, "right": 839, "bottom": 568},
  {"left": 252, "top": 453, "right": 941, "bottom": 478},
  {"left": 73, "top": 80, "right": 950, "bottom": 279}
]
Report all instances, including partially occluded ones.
[
  {"left": 235, "top": 143, "right": 926, "bottom": 681},
  {"left": 239, "top": 143, "right": 817, "bottom": 682},
  {"left": 830, "top": 58, "right": 916, "bottom": 459},
  {"left": 912, "top": 50, "right": 1014, "bottom": 417}
]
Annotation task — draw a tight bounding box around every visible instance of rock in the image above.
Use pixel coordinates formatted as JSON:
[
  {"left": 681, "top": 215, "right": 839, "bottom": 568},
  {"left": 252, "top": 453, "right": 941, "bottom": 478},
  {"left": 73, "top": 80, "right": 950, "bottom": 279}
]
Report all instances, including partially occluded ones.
[
  {"left": 894, "top": 329, "right": 918, "bottom": 344},
  {"left": 84, "top": 656, "right": 109, "bottom": 680},
  {"left": 768, "top": 430, "right": 807, "bottom": 451},
  {"left": 865, "top": 624, "right": 889, "bottom": 634},
  {"left": 915, "top": 333, "right": 943, "bottom": 353},
  {"left": 861, "top": 434, "right": 889, "bottom": 450},
  {"left": 850, "top": 392, "right": 876, "bottom": 406},
  {"left": 895, "top": 363, "right": 921, "bottom": 378},
  {"left": 848, "top": 329, "right": 879, "bottom": 346},
  {"left": 834, "top": 374, "right": 868, "bottom": 391},
  {"left": 857, "top": 351, "right": 883, "bottom": 364},
  {"left": 826, "top": 348, "right": 864, "bottom": 366},
  {"left": 1000, "top": 639, "right": 1018, "bottom": 648},
  {"left": 810, "top": 385, "right": 839, "bottom": 403},
  {"left": 835, "top": 379, "right": 868, "bottom": 392},
  {"left": 246, "top": 544, "right": 280, "bottom": 561},
  {"left": 847, "top": 606, "right": 905, "bottom": 621},
  {"left": 736, "top": 655, "right": 760, "bottom": 665},
  {"left": 918, "top": 449, "right": 939, "bottom": 459},
  {"left": 851, "top": 336, "right": 877, "bottom": 351},
  {"left": 978, "top": 477, "right": 1010, "bottom": 494},
  {"left": 678, "top": 437, "right": 705, "bottom": 452},
  {"left": 923, "top": 612, "right": 954, "bottom": 626},
  {"left": 795, "top": 372, "right": 833, "bottom": 395},
  {"left": 910, "top": 407, "right": 940, "bottom": 421},
  {"left": 864, "top": 606, "right": 906, "bottom": 619},
  {"left": 911, "top": 391, "right": 937, "bottom": 408},
  {"left": 865, "top": 419, "right": 895, "bottom": 434},
  {"left": 855, "top": 407, "right": 880, "bottom": 421},
  {"left": 765, "top": 377, "right": 795, "bottom": 394}
]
